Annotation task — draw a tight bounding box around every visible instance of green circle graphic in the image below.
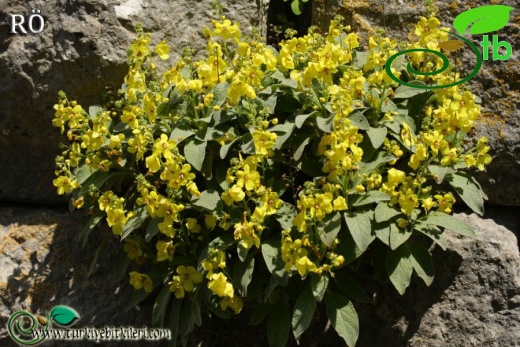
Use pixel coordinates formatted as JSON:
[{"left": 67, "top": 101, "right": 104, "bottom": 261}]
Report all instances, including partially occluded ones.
[
  {"left": 385, "top": 31, "right": 483, "bottom": 89},
  {"left": 7, "top": 310, "right": 47, "bottom": 346}
]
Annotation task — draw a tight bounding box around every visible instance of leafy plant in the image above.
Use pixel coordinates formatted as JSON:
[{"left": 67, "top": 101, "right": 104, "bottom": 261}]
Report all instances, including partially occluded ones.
[{"left": 52, "top": 14, "right": 491, "bottom": 347}]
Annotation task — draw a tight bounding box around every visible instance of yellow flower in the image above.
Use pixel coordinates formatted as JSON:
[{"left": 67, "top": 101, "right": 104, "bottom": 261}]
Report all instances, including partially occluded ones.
[
  {"left": 168, "top": 277, "right": 185, "bottom": 299},
  {"left": 176, "top": 265, "right": 202, "bottom": 292},
  {"left": 333, "top": 196, "right": 348, "bottom": 211},
  {"left": 235, "top": 164, "right": 261, "bottom": 191},
  {"left": 129, "top": 271, "right": 153, "bottom": 292},
  {"left": 213, "top": 18, "right": 241, "bottom": 41},
  {"left": 252, "top": 130, "right": 277, "bottom": 157},
  {"left": 398, "top": 189, "right": 418, "bottom": 215},
  {"left": 123, "top": 239, "right": 143, "bottom": 259},
  {"left": 292, "top": 210, "right": 307, "bottom": 232},
  {"left": 155, "top": 41, "right": 171, "bottom": 60},
  {"left": 205, "top": 214, "right": 217, "bottom": 230},
  {"left": 185, "top": 218, "right": 201, "bottom": 233},
  {"left": 409, "top": 144, "right": 428, "bottom": 170},
  {"left": 435, "top": 193, "right": 455, "bottom": 214},
  {"left": 422, "top": 197, "right": 436, "bottom": 212},
  {"left": 233, "top": 221, "right": 261, "bottom": 249},
  {"left": 145, "top": 153, "right": 161, "bottom": 173},
  {"left": 222, "top": 184, "right": 245, "bottom": 205},
  {"left": 220, "top": 296, "right": 243, "bottom": 314},
  {"left": 295, "top": 255, "right": 317, "bottom": 277},
  {"left": 202, "top": 250, "right": 226, "bottom": 278},
  {"left": 53, "top": 176, "right": 79, "bottom": 195},
  {"left": 308, "top": 193, "right": 334, "bottom": 221},
  {"left": 208, "top": 272, "right": 234, "bottom": 298},
  {"left": 156, "top": 240, "right": 175, "bottom": 262},
  {"left": 106, "top": 208, "right": 127, "bottom": 235}
]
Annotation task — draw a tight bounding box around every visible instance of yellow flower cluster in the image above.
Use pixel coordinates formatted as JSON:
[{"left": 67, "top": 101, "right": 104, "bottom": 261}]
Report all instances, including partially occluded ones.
[{"left": 52, "top": 12, "right": 491, "bottom": 335}]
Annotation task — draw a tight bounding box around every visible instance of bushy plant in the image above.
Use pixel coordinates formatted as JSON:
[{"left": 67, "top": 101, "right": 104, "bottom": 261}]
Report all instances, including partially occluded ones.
[{"left": 52, "top": 13, "right": 491, "bottom": 347}]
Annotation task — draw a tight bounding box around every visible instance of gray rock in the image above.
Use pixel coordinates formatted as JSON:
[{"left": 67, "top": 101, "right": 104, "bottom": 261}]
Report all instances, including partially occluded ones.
[
  {"left": 312, "top": 0, "right": 520, "bottom": 206},
  {"left": 0, "top": 0, "right": 269, "bottom": 205},
  {"left": 350, "top": 208, "right": 520, "bottom": 347}
]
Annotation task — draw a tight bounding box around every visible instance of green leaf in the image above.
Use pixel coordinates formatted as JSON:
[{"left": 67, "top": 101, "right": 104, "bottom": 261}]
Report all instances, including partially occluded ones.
[
  {"left": 374, "top": 223, "right": 391, "bottom": 246},
  {"left": 88, "top": 105, "right": 104, "bottom": 118},
  {"left": 267, "top": 305, "right": 291, "bottom": 347},
  {"left": 50, "top": 306, "right": 80, "bottom": 326},
  {"left": 356, "top": 152, "right": 395, "bottom": 179},
  {"left": 428, "top": 165, "right": 455, "bottom": 184},
  {"left": 414, "top": 221, "right": 447, "bottom": 250},
  {"left": 74, "top": 165, "right": 95, "bottom": 185},
  {"left": 187, "top": 297, "right": 202, "bottom": 327},
  {"left": 408, "top": 244, "right": 435, "bottom": 286},
  {"left": 212, "top": 82, "right": 230, "bottom": 106},
  {"left": 87, "top": 234, "right": 109, "bottom": 276},
  {"left": 271, "top": 122, "right": 295, "bottom": 149},
  {"left": 292, "top": 284, "right": 317, "bottom": 343},
  {"left": 380, "top": 98, "right": 398, "bottom": 113},
  {"left": 453, "top": 5, "right": 513, "bottom": 35},
  {"left": 145, "top": 218, "right": 161, "bottom": 242},
  {"left": 292, "top": 133, "right": 311, "bottom": 161},
  {"left": 386, "top": 245, "right": 413, "bottom": 295},
  {"left": 310, "top": 273, "right": 329, "bottom": 302},
  {"left": 121, "top": 206, "right": 148, "bottom": 240},
  {"left": 113, "top": 249, "right": 131, "bottom": 283},
  {"left": 325, "top": 292, "right": 359, "bottom": 347},
  {"left": 291, "top": 0, "right": 302, "bottom": 15},
  {"left": 295, "top": 112, "right": 317, "bottom": 128},
  {"left": 233, "top": 255, "right": 255, "bottom": 296},
  {"left": 334, "top": 272, "right": 370, "bottom": 303},
  {"left": 126, "top": 289, "right": 152, "bottom": 312},
  {"left": 77, "top": 211, "right": 104, "bottom": 248},
  {"left": 275, "top": 202, "right": 296, "bottom": 230},
  {"left": 351, "top": 190, "right": 390, "bottom": 207},
  {"left": 168, "top": 298, "right": 182, "bottom": 347},
  {"left": 348, "top": 111, "right": 370, "bottom": 130},
  {"left": 319, "top": 212, "right": 342, "bottom": 248},
  {"left": 447, "top": 172, "right": 485, "bottom": 216},
  {"left": 344, "top": 212, "right": 374, "bottom": 252},
  {"left": 262, "top": 238, "right": 285, "bottom": 276},
  {"left": 237, "top": 242, "right": 249, "bottom": 262},
  {"left": 170, "top": 125, "right": 195, "bottom": 143},
  {"left": 193, "top": 189, "right": 222, "bottom": 213},
  {"left": 179, "top": 299, "right": 195, "bottom": 346},
  {"left": 250, "top": 302, "right": 276, "bottom": 326},
  {"left": 424, "top": 212, "right": 476, "bottom": 238},
  {"left": 184, "top": 138, "right": 207, "bottom": 171},
  {"left": 198, "top": 233, "right": 236, "bottom": 266},
  {"left": 389, "top": 224, "right": 412, "bottom": 250},
  {"left": 316, "top": 114, "right": 335, "bottom": 133},
  {"left": 152, "top": 285, "right": 171, "bottom": 327},
  {"left": 374, "top": 202, "right": 401, "bottom": 223},
  {"left": 365, "top": 127, "right": 387, "bottom": 149},
  {"left": 393, "top": 81, "right": 428, "bottom": 99}
]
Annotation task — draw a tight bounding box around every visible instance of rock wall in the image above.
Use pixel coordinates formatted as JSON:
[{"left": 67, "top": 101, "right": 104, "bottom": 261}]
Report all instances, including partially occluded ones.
[
  {"left": 0, "top": 0, "right": 269, "bottom": 205},
  {"left": 312, "top": 0, "right": 520, "bottom": 206}
]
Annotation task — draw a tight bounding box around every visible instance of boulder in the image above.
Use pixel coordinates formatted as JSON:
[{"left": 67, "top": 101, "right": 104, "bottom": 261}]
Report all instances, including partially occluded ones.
[
  {"left": 1, "top": 206, "right": 518, "bottom": 346},
  {"left": 312, "top": 0, "right": 520, "bottom": 206},
  {"left": 0, "top": 0, "right": 269, "bottom": 205}
]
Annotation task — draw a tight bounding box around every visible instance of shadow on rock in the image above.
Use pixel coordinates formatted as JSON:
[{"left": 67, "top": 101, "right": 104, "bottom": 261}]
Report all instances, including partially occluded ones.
[{"left": 0, "top": 206, "right": 161, "bottom": 347}]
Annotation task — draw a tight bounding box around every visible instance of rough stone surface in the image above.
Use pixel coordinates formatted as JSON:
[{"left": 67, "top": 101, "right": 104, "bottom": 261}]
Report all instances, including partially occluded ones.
[
  {"left": 355, "top": 208, "right": 520, "bottom": 347},
  {"left": 0, "top": 0, "right": 269, "bottom": 205},
  {"left": 0, "top": 207, "right": 160, "bottom": 347},
  {"left": 1, "top": 206, "right": 518, "bottom": 347},
  {"left": 312, "top": 0, "right": 520, "bottom": 206}
]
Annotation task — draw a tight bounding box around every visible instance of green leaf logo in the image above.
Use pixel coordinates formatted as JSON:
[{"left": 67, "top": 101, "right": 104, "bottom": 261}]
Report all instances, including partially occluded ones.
[
  {"left": 453, "top": 5, "right": 514, "bottom": 35},
  {"left": 49, "top": 306, "right": 80, "bottom": 327}
]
